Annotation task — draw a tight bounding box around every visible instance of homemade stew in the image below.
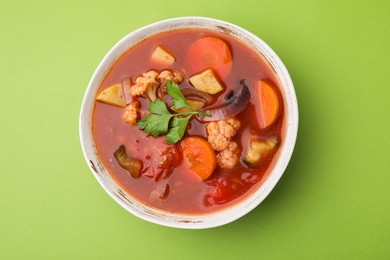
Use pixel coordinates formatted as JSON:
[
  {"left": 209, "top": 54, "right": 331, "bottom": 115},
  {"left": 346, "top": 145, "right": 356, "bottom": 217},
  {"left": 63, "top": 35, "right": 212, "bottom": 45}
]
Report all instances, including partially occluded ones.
[{"left": 93, "top": 28, "right": 285, "bottom": 214}]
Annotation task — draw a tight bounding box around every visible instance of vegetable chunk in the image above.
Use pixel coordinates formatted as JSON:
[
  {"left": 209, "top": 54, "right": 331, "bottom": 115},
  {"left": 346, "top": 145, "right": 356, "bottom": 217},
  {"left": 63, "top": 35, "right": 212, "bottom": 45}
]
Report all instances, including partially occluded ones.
[
  {"left": 186, "top": 36, "right": 232, "bottom": 78},
  {"left": 151, "top": 45, "right": 176, "bottom": 66},
  {"left": 256, "top": 81, "right": 281, "bottom": 128},
  {"left": 114, "top": 145, "right": 143, "bottom": 178},
  {"left": 206, "top": 117, "right": 241, "bottom": 152},
  {"left": 96, "top": 84, "right": 126, "bottom": 107},
  {"left": 216, "top": 141, "right": 240, "bottom": 169},
  {"left": 131, "top": 70, "right": 184, "bottom": 101},
  {"left": 243, "top": 138, "right": 278, "bottom": 168},
  {"left": 137, "top": 81, "right": 210, "bottom": 144},
  {"left": 124, "top": 101, "right": 141, "bottom": 125},
  {"left": 174, "top": 100, "right": 205, "bottom": 114},
  {"left": 181, "top": 137, "right": 217, "bottom": 180},
  {"left": 189, "top": 69, "right": 224, "bottom": 94}
]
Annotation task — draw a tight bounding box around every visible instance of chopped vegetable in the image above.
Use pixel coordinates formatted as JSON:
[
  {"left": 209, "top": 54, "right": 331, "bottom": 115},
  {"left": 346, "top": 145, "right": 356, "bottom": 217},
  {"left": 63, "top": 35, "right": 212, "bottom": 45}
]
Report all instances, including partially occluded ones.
[
  {"left": 187, "top": 36, "right": 232, "bottom": 78},
  {"left": 181, "top": 137, "right": 217, "bottom": 180},
  {"left": 158, "top": 184, "right": 170, "bottom": 199},
  {"left": 150, "top": 183, "right": 170, "bottom": 201},
  {"left": 137, "top": 81, "right": 210, "bottom": 144},
  {"left": 256, "top": 81, "right": 280, "bottom": 128},
  {"left": 189, "top": 69, "right": 224, "bottom": 94},
  {"left": 157, "top": 70, "right": 184, "bottom": 97},
  {"left": 165, "top": 116, "right": 192, "bottom": 144},
  {"left": 243, "top": 138, "right": 278, "bottom": 168},
  {"left": 121, "top": 77, "right": 133, "bottom": 105},
  {"left": 114, "top": 145, "right": 143, "bottom": 178},
  {"left": 216, "top": 141, "right": 240, "bottom": 169},
  {"left": 166, "top": 81, "right": 192, "bottom": 110},
  {"left": 206, "top": 117, "right": 241, "bottom": 152},
  {"left": 145, "top": 83, "right": 159, "bottom": 102},
  {"left": 130, "top": 70, "right": 160, "bottom": 101},
  {"left": 135, "top": 136, "right": 182, "bottom": 181},
  {"left": 174, "top": 100, "right": 205, "bottom": 114},
  {"left": 185, "top": 100, "right": 205, "bottom": 111},
  {"left": 137, "top": 99, "right": 172, "bottom": 137},
  {"left": 96, "top": 84, "right": 126, "bottom": 107},
  {"left": 199, "top": 80, "right": 251, "bottom": 122},
  {"left": 180, "top": 86, "right": 213, "bottom": 105},
  {"left": 151, "top": 45, "right": 176, "bottom": 66},
  {"left": 123, "top": 101, "right": 140, "bottom": 125}
]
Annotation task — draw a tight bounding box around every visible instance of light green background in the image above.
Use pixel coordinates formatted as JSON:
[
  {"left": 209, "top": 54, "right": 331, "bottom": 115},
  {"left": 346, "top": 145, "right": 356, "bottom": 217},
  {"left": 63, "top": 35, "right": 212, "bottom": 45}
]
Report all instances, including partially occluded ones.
[{"left": 1, "top": 0, "right": 389, "bottom": 259}]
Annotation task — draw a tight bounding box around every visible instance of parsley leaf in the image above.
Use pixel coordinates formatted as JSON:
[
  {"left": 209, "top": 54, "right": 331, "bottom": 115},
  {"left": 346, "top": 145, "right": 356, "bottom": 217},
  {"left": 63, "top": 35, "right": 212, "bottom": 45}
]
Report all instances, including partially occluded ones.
[
  {"left": 137, "top": 81, "right": 210, "bottom": 143},
  {"left": 166, "top": 115, "right": 192, "bottom": 143},
  {"left": 167, "top": 81, "right": 192, "bottom": 110},
  {"left": 149, "top": 99, "right": 171, "bottom": 115},
  {"left": 137, "top": 113, "right": 172, "bottom": 137}
]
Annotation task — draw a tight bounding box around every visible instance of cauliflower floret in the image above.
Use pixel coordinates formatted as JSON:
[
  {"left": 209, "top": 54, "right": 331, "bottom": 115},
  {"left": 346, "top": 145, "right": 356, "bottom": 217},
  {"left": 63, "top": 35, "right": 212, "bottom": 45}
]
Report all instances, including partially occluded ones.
[
  {"left": 130, "top": 70, "right": 183, "bottom": 101},
  {"left": 130, "top": 70, "right": 159, "bottom": 100},
  {"left": 206, "top": 118, "right": 241, "bottom": 151},
  {"left": 217, "top": 141, "right": 240, "bottom": 169},
  {"left": 157, "top": 70, "right": 184, "bottom": 93},
  {"left": 124, "top": 101, "right": 140, "bottom": 125}
]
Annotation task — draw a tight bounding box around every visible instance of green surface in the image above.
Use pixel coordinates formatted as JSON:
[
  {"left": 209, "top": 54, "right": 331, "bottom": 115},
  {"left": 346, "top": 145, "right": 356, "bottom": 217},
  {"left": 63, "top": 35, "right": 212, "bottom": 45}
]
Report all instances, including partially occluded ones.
[{"left": 1, "top": 0, "right": 389, "bottom": 259}]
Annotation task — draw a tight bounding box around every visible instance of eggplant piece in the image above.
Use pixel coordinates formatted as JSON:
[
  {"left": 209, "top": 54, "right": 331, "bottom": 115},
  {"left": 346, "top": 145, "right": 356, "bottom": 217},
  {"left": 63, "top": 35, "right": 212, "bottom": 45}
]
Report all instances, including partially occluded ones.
[
  {"left": 243, "top": 138, "right": 278, "bottom": 168},
  {"left": 114, "top": 145, "right": 143, "bottom": 178},
  {"left": 198, "top": 79, "right": 251, "bottom": 122}
]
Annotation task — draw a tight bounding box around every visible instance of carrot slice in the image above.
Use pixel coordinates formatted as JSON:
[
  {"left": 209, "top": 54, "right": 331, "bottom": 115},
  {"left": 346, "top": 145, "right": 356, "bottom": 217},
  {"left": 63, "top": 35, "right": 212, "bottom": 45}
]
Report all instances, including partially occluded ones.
[
  {"left": 256, "top": 81, "right": 280, "bottom": 128},
  {"left": 186, "top": 36, "right": 232, "bottom": 78},
  {"left": 181, "top": 136, "right": 217, "bottom": 180}
]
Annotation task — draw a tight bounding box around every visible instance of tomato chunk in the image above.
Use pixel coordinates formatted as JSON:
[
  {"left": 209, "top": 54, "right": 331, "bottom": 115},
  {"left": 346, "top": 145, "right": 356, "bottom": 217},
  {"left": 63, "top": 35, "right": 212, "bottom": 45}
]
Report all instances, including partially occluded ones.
[{"left": 134, "top": 136, "right": 182, "bottom": 180}]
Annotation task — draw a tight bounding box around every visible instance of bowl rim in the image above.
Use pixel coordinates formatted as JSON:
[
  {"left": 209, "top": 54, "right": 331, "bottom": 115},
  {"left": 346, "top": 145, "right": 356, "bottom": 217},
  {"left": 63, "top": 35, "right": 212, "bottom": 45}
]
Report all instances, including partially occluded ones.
[{"left": 79, "top": 16, "right": 299, "bottom": 229}]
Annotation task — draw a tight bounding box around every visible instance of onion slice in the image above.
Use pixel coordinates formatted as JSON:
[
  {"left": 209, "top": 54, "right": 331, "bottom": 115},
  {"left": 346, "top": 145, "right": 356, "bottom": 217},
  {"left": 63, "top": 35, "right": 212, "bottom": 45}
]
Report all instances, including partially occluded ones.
[
  {"left": 198, "top": 80, "right": 251, "bottom": 122},
  {"left": 180, "top": 86, "right": 213, "bottom": 105},
  {"left": 121, "top": 77, "right": 133, "bottom": 105}
]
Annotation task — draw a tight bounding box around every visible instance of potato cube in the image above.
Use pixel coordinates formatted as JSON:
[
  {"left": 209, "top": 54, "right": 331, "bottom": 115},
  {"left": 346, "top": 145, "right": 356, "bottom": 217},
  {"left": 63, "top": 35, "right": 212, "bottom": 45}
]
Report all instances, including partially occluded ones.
[
  {"left": 96, "top": 84, "right": 126, "bottom": 108},
  {"left": 174, "top": 100, "right": 205, "bottom": 114},
  {"left": 150, "top": 45, "right": 176, "bottom": 66},
  {"left": 189, "top": 69, "right": 224, "bottom": 94}
]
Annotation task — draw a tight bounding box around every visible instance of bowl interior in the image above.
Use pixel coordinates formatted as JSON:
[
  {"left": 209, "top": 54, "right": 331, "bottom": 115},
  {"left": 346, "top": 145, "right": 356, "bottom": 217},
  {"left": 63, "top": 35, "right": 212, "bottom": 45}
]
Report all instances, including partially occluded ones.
[{"left": 79, "top": 17, "right": 298, "bottom": 229}]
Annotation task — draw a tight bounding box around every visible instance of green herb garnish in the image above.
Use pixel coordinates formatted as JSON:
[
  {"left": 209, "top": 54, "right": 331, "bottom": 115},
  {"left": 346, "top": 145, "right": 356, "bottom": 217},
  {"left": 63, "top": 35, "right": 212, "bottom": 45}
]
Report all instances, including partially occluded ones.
[{"left": 137, "top": 81, "right": 210, "bottom": 144}]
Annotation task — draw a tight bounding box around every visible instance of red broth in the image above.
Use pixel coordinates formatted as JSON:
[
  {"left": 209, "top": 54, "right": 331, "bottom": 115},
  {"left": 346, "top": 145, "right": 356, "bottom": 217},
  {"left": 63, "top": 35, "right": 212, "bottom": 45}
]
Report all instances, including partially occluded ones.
[{"left": 92, "top": 29, "right": 285, "bottom": 214}]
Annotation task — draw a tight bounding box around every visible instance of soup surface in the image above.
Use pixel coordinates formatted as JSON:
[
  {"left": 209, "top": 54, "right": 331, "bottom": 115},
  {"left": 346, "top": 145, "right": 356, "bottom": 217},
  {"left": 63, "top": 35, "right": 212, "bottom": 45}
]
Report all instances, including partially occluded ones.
[{"left": 93, "top": 28, "right": 285, "bottom": 214}]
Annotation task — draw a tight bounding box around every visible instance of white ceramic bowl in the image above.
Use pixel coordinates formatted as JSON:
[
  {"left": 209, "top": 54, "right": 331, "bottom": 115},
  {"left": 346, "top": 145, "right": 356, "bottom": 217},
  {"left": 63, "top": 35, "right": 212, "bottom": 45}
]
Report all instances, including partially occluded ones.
[{"left": 79, "top": 17, "right": 298, "bottom": 229}]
